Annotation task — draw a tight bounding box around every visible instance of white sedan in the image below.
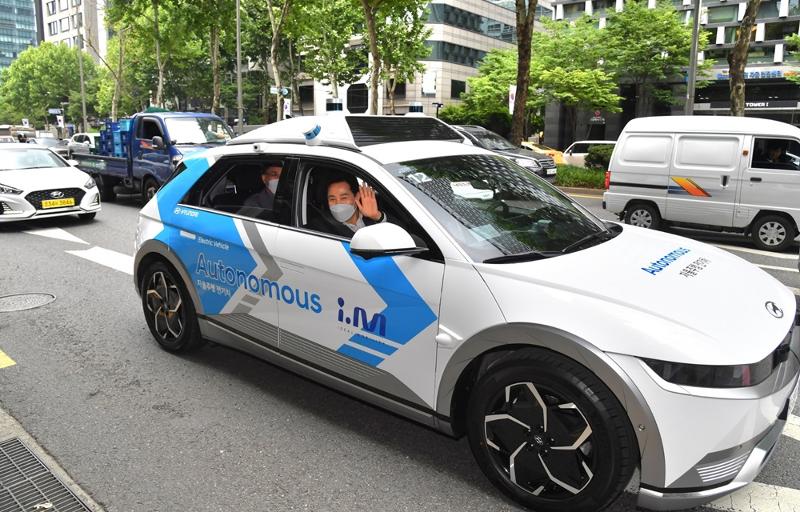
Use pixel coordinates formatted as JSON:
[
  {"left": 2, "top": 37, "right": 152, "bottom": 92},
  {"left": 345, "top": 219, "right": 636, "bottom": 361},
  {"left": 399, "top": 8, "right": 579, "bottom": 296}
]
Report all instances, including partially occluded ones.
[{"left": 0, "top": 145, "right": 101, "bottom": 222}]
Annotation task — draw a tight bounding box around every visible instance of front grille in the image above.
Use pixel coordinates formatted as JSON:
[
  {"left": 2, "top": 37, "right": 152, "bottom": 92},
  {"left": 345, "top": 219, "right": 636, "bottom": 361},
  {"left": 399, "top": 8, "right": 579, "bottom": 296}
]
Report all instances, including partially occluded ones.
[
  {"left": 25, "top": 189, "right": 85, "bottom": 210},
  {"left": 0, "top": 438, "right": 91, "bottom": 512},
  {"left": 539, "top": 158, "right": 556, "bottom": 168}
]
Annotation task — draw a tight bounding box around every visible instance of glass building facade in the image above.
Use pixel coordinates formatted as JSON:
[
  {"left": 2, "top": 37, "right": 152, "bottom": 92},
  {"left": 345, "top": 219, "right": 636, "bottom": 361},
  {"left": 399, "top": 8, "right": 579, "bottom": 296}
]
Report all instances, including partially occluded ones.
[{"left": 0, "top": 0, "right": 36, "bottom": 69}]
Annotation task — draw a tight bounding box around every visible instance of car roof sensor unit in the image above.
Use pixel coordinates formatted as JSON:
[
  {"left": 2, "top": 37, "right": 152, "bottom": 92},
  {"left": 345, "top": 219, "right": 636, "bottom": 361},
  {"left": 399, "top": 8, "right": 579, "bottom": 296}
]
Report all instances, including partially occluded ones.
[{"left": 344, "top": 116, "right": 462, "bottom": 146}]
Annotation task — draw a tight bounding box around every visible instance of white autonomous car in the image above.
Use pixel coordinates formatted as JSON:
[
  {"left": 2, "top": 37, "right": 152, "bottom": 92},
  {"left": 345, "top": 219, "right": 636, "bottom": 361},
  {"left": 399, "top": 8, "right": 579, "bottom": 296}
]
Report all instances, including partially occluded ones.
[
  {"left": 0, "top": 144, "right": 101, "bottom": 222},
  {"left": 134, "top": 116, "right": 799, "bottom": 511}
]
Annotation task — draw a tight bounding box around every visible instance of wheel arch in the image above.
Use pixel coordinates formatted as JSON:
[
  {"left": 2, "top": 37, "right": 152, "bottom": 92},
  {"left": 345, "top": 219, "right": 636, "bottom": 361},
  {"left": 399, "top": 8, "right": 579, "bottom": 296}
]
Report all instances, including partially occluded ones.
[
  {"left": 436, "top": 322, "right": 665, "bottom": 487},
  {"left": 623, "top": 199, "right": 661, "bottom": 218},
  {"left": 748, "top": 209, "right": 799, "bottom": 235},
  {"left": 134, "top": 240, "right": 204, "bottom": 315}
]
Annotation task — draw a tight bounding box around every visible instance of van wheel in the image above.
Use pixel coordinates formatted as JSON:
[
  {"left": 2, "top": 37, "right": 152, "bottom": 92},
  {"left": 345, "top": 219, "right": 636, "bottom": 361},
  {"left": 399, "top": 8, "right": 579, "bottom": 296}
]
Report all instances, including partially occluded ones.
[
  {"left": 751, "top": 215, "right": 796, "bottom": 252},
  {"left": 140, "top": 261, "right": 203, "bottom": 352},
  {"left": 466, "top": 349, "right": 637, "bottom": 512},
  {"left": 624, "top": 203, "right": 660, "bottom": 229}
]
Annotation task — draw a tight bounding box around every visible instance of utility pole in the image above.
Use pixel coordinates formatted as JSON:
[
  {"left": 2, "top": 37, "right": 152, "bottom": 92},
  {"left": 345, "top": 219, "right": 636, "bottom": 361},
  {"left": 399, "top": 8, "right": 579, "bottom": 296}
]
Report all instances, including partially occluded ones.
[
  {"left": 75, "top": 2, "right": 88, "bottom": 132},
  {"left": 685, "top": 0, "right": 702, "bottom": 115},
  {"left": 236, "top": 0, "right": 244, "bottom": 135}
]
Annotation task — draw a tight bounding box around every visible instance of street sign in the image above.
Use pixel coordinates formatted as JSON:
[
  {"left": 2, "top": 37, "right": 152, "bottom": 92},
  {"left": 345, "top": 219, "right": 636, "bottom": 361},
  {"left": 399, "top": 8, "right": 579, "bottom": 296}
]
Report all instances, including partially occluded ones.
[
  {"left": 270, "top": 86, "right": 279, "bottom": 94},
  {"left": 47, "top": 108, "right": 62, "bottom": 115},
  {"left": 21, "top": 118, "right": 29, "bottom": 128},
  {"left": 56, "top": 115, "right": 65, "bottom": 128},
  {"left": 283, "top": 99, "right": 292, "bottom": 118}
]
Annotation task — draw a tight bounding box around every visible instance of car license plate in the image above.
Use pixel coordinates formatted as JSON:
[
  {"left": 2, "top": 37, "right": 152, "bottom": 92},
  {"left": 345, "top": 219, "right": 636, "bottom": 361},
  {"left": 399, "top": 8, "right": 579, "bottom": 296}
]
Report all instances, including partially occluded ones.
[
  {"left": 547, "top": 169, "right": 557, "bottom": 176},
  {"left": 41, "top": 198, "right": 75, "bottom": 209}
]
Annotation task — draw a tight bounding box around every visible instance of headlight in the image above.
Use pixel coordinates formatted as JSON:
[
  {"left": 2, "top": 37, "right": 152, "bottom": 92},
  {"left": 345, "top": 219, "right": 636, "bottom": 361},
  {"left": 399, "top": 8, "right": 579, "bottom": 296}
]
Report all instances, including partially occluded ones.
[
  {"left": 643, "top": 330, "right": 792, "bottom": 388},
  {"left": 0, "top": 183, "right": 22, "bottom": 194},
  {"left": 84, "top": 177, "right": 96, "bottom": 189},
  {"left": 515, "top": 158, "right": 541, "bottom": 169}
]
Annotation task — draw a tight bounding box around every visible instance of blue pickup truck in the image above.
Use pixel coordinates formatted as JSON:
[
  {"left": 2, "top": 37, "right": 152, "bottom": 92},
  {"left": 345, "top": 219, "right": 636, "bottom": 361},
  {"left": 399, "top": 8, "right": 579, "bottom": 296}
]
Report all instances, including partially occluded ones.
[{"left": 74, "top": 112, "right": 232, "bottom": 202}]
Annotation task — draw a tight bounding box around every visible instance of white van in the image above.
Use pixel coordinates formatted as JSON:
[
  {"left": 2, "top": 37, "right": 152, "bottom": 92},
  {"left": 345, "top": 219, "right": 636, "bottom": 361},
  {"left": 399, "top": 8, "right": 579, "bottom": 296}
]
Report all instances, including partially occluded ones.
[{"left": 604, "top": 116, "right": 800, "bottom": 251}]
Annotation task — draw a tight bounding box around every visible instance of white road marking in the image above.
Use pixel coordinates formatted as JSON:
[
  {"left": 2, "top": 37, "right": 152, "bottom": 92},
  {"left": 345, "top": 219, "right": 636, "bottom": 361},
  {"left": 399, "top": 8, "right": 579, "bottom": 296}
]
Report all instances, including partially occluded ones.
[
  {"left": 23, "top": 227, "right": 88, "bottom": 245},
  {"left": 65, "top": 246, "right": 133, "bottom": 275},
  {"left": 708, "top": 481, "right": 800, "bottom": 511},
  {"left": 757, "top": 264, "right": 799, "bottom": 273},
  {"left": 714, "top": 244, "right": 799, "bottom": 260},
  {"left": 785, "top": 414, "right": 800, "bottom": 443}
]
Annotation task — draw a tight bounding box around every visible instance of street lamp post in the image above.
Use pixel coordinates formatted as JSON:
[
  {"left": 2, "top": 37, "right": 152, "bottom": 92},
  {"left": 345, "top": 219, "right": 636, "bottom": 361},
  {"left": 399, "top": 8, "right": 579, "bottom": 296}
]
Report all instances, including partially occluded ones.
[
  {"left": 685, "top": 0, "right": 702, "bottom": 115},
  {"left": 236, "top": 0, "right": 244, "bottom": 135}
]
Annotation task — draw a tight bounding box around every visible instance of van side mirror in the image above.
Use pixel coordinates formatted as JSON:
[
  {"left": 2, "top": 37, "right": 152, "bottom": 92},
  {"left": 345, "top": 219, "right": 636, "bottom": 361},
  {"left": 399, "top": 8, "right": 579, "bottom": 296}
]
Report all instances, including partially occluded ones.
[
  {"left": 152, "top": 136, "right": 165, "bottom": 149},
  {"left": 349, "top": 223, "right": 427, "bottom": 259}
]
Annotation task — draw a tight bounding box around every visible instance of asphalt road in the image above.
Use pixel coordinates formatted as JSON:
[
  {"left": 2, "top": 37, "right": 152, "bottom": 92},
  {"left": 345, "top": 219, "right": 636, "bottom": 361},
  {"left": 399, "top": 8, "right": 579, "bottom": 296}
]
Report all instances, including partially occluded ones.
[{"left": 0, "top": 196, "right": 797, "bottom": 512}]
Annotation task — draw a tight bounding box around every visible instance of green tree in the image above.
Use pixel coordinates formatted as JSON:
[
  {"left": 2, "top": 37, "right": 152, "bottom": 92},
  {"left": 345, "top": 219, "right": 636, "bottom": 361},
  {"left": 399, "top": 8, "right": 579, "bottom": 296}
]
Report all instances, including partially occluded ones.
[
  {"left": 0, "top": 43, "right": 98, "bottom": 126},
  {"left": 604, "top": 0, "right": 708, "bottom": 116},
  {"left": 292, "top": 0, "right": 366, "bottom": 99},
  {"left": 538, "top": 67, "right": 621, "bottom": 137},
  {"left": 376, "top": 2, "right": 430, "bottom": 114},
  {"left": 509, "top": 0, "right": 538, "bottom": 145}
]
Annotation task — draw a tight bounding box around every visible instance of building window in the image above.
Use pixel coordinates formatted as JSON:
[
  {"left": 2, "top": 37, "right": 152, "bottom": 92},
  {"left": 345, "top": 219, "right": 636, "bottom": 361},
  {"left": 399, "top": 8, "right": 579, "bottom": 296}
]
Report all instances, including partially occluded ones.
[
  {"left": 563, "top": 3, "right": 587, "bottom": 19},
  {"left": 764, "top": 20, "right": 798, "bottom": 40},
  {"left": 424, "top": 41, "right": 487, "bottom": 68},
  {"left": 707, "top": 5, "right": 737, "bottom": 23},
  {"left": 758, "top": 0, "right": 780, "bottom": 19},
  {"left": 790, "top": 0, "right": 800, "bottom": 16},
  {"left": 58, "top": 0, "right": 68, "bottom": 11},
  {"left": 427, "top": 4, "right": 517, "bottom": 43},
  {"left": 59, "top": 17, "right": 69, "bottom": 31},
  {"left": 451, "top": 80, "right": 466, "bottom": 99},
  {"left": 48, "top": 21, "right": 58, "bottom": 36},
  {"left": 46, "top": 1, "right": 56, "bottom": 15},
  {"left": 71, "top": 13, "right": 82, "bottom": 28},
  {"left": 535, "top": 4, "right": 553, "bottom": 19},
  {"left": 704, "top": 47, "right": 731, "bottom": 62},
  {"left": 73, "top": 36, "right": 82, "bottom": 48},
  {"left": 748, "top": 46, "right": 776, "bottom": 63},
  {"left": 72, "top": 0, "right": 82, "bottom": 5},
  {"left": 724, "top": 25, "right": 756, "bottom": 43},
  {"left": 386, "top": 79, "right": 406, "bottom": 98}
]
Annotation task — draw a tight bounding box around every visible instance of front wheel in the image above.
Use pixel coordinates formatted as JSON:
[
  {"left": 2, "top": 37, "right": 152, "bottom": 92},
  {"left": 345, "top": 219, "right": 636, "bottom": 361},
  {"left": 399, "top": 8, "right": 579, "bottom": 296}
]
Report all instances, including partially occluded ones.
[
  {"left": 751, "top": 215, "right": 797, "bottom": 252},
  {"left": 466, "top": 348, "right": 637, "bottom": 512},
  {"left": 140, "top": 261, "right": 203, "bottom": 352}
]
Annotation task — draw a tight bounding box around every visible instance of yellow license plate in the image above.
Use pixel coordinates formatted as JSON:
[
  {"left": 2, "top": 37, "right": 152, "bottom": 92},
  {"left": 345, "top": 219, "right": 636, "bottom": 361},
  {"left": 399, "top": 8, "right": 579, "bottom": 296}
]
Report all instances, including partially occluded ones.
[{"left": 41, "top": 198, "right": 75, "bottom": 209}]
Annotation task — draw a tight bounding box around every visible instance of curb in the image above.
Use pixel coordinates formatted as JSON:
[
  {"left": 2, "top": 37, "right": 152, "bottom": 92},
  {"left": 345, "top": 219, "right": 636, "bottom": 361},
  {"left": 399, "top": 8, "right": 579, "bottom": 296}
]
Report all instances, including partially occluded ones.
[
  {"left": 556, "top": 186, "right": 605, "bottom": 197},
  {"left": 0, "top": 403, "right": 105, "bottom": 511}
]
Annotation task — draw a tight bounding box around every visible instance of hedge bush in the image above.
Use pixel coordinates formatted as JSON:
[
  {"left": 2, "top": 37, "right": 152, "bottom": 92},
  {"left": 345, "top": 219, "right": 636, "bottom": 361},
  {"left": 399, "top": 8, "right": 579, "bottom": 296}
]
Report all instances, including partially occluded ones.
[
  {"left": 584, "top": 144, "right": 615, "bottom": 170},
  {"left": 554, "top": 165, "right": 605, "bottom": 189}
]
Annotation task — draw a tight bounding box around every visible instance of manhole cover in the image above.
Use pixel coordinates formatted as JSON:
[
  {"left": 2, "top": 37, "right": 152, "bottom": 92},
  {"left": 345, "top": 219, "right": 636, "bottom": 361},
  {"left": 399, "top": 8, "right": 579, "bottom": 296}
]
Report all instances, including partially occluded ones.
[{"left": 0, "top": 294, "right": 56, "bottom": 312}]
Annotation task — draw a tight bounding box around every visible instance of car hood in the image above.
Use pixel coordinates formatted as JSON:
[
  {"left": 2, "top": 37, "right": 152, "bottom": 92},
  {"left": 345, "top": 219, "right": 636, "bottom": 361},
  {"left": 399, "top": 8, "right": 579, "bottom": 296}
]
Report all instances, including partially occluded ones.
[
  {"left": 495, "top": 147, "right": 550, "bottom": 161},
  {"left": 0, "top": 166, "right": 91, "bottom": 190},
  {"left": 476, "top": 225, "right": 796, "bottom": 365}
]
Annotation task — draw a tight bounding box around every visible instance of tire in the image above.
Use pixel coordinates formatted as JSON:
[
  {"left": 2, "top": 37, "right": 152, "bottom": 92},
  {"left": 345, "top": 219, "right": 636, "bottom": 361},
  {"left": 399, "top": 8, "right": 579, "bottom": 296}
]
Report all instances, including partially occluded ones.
[
  {"left": 751, "top": 215, "right": 797, "bottom": 252},
  {"left": 142, "top": 177, "right": 159, "bottom": 204},
  {"left": 96, "top": 175, "right": 116, "bottom": 202},
  {"left": 624, "top": 203, "right": 660, "bottom": 229},
  {"left": 140, "top": 261, "right": 203, "bottom": 353},
  {"left": 78, "top": 212, "right": 96, "bottom": 221},
  {"left": 466, "top": 348, "right": 637, "bottom": 512}
]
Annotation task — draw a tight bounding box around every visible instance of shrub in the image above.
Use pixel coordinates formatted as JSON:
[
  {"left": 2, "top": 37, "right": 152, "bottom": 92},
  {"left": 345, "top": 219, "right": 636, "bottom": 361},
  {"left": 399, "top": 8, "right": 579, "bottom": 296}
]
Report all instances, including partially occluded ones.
[
  {"left": 584, "top": 144, "right": 614, "bottom": 170},
  {"left": 554, "top": 165, "right": 605, "bottom": 188}
]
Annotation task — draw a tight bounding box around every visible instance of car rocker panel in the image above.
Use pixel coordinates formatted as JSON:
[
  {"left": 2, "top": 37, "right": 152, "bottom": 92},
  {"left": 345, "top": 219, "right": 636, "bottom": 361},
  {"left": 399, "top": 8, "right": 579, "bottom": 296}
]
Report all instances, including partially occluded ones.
[{"left": 133, "top": 116, "right": 800, "bottom": 512}]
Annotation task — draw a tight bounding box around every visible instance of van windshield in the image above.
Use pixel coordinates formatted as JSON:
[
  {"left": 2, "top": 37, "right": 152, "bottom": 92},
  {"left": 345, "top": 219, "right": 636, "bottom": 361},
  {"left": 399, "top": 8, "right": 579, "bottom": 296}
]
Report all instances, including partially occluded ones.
[{"left": 388, "top": 154, "right": 612, "bottom": 262}]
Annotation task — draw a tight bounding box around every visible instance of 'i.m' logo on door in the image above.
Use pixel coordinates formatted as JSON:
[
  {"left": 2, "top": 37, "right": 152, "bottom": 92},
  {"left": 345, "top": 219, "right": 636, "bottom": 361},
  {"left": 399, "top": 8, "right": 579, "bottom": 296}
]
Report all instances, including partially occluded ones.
[{"left": 337, "top": 297, "right": 387, "bottom": 337}]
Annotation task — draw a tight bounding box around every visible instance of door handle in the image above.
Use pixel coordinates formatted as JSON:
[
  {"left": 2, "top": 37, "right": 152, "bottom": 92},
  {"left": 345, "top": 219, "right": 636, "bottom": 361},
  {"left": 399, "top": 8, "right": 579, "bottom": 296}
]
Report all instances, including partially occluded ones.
[
  {"left": 721, "top": 175, "right": 729, "bottom": 187},
  {"left": 750, "top": 177, "right": 762, "bottom": 183}
]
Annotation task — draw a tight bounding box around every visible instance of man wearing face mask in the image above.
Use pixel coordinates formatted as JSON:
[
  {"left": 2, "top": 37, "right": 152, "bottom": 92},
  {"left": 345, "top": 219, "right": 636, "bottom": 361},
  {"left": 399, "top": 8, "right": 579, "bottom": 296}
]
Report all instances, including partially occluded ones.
[
  {"left": 244, "top": 164, "right": 282, "bottom": 210},
  {"left": 310, "top": 174, "right": 386, "bottom": 237}
]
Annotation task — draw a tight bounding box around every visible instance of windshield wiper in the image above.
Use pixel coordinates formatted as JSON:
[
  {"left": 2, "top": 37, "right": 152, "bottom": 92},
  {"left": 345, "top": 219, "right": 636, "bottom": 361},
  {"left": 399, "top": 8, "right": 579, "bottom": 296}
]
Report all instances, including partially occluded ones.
[
  {"left": 483, "top": 250, "right": 559, "bottom": 264},
  {"left": 561, "top": 228, "right": 617, "bottom": 254}
]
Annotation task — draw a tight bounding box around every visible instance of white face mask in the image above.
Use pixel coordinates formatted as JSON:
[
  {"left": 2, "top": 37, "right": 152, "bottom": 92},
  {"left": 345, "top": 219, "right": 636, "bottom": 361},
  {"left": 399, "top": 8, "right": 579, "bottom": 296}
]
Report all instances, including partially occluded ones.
[
  {"left": 330, "top": 203, "right": 356, "bottom": 223},
  {"left": 267, "top": 179, "right": 279, "bottom": 194}
]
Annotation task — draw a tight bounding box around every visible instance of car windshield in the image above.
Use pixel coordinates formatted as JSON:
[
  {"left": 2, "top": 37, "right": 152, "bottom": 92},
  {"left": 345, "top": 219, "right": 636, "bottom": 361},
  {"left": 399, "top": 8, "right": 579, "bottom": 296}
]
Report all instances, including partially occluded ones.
[
  {"left": 164, "top": 117, "right": 233, "bottom": 145},
  {"left": 388, "top": 154, "right": 610, "bottom": 262},
  {"left": 468, "top": 129, "right": 516, "bottom": 151},
  {"left": 35, "top": 138, "right": 63, "bottom": 148},
  {"left": 0, "top": 147, "right": 67, "bottom": 170}
]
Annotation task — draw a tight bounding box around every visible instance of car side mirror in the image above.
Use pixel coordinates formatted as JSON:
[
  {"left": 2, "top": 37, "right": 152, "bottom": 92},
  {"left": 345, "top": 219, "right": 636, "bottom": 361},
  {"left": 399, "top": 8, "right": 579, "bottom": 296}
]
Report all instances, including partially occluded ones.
[
  {"left": 349, "top": 223, "right": 428, "bottom": 260},
  {"left": 152, "top": 136, "right": 165, "bottom": 149}
]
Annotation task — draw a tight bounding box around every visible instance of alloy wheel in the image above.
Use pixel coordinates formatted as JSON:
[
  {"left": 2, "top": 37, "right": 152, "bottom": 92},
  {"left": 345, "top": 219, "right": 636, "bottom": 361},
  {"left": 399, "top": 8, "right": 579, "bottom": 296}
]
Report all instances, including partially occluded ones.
[
  {"left": 145, "top": 271, "right": 184, "bottom": 340},
  {"left": 484, "top": 382, "right": 595, "bottom": 498}
]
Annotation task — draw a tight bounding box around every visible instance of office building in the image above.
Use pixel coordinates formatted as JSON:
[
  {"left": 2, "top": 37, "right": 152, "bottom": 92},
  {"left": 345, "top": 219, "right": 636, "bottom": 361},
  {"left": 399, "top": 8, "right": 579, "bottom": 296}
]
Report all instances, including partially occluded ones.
[
  {"left": 41, "top": 0, "right": 108, "bottom": 61},
  {"left": 0, "top": 0, "right": 37, "bottom": 70}
]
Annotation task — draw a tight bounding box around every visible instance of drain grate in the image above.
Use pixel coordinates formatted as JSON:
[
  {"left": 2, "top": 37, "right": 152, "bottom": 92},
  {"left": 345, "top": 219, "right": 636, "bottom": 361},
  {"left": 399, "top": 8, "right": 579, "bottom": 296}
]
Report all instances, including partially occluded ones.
[
  {"left": 0, "top": 438, "right": 91, "bottom": 512},
  {"left": 0, "top": 294, "right": 56, "bottom": 313}
]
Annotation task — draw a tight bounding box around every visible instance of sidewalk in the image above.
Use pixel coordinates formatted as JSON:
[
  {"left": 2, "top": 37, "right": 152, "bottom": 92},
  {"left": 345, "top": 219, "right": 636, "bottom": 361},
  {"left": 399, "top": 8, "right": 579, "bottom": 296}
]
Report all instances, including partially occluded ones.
[
  {"left": 0, "top": 404, "right": 104, "bottom": 511},
  {"left": 556, "top": 186, "right": 605, "bottom": 197}
]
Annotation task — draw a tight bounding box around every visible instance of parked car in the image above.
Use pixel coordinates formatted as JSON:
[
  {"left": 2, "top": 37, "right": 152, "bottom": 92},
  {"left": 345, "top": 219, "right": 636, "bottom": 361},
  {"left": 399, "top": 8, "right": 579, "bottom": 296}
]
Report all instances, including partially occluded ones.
[
  {"left": 563, "top": 140, "right": 616, "bottom": 167},
  {"left": 453, "top": 125, "right": 557, "bottom": 177},
  {"left": 0, "top": 136, "right": 17, "bottom": 143},
  {"left": 604, "top": 116, "right": 800, "bottom": 252},
  {"left": 29, "top": 136, "right": 70, "bottom": 158},
  {"left": 66, "top": 132, "right": 100, "bottom": 157},
  {"left": 0, "top": 144, "right": 100, "bottom": 222},
  {"left": 521, "top": 141, "right": 565, "bottom": 165},
  {"left": 134, "top": 114, "right": 798, "bottom": 512}
]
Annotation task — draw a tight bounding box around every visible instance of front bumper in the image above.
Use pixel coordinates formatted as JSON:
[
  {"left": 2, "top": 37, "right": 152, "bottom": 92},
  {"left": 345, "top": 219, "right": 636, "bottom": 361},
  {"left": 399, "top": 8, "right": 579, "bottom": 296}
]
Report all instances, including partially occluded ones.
[{"left": 0, "top": 187, "right": 101, "bottom": 222}]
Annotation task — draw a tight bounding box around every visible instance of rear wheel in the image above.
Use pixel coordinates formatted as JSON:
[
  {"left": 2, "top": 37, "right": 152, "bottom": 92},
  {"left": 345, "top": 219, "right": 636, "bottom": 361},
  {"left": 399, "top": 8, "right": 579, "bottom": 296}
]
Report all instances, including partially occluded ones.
[
  {"left": 751, "top": 215, "right": 796, "bottom": 252},
  {"left": 624, "top": 203, "right": 660, "bottom": 229},
  {"left": 466, "top": 348, "right": 637, "bottom": 512},
  {"left": 140, "top": 261, "right": 203, "bottom": 352}
]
